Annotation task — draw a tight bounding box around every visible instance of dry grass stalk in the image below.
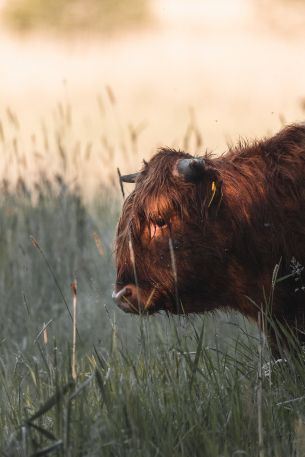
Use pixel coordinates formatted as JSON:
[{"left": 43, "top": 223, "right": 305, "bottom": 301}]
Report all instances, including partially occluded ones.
[
  {"left": 71, "top": 279, "right": 78, "bottom": 381},
  {"left": 144, "top": 287, "right": 156, "bottom": 310},
  {"left": 294, "top": 416, "right": 305, "bottom": 457},
  {"left": 92, "top": 231, "right": 105, "bottom": 256},
  {"left": 128, "top": 236, "right": 141, "bottom": 311},
  {"left": 257, "top": 311, "right": 264, "bottom": 457},
  {"left": 169, "top": 237, "right": 180, "bottom": 312},
  {"left": 34, "top": 319, "right": 53, "bottom": 344},
  {"left": 43, "top": 322, "right": 48, "bottom": 345}
]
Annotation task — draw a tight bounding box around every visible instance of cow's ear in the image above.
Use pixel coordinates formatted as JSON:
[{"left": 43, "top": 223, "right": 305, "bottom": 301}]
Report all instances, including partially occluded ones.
[
  {"left": 176, "top": 157, "right": 221, "bottom": 185},
  {"left": 176, "top": 158, "right": 206, "bottom": 182},
  {"left": 176, "top": 157, "right": 222, "bottom": 209},
  {"left": 120, "top": 172, "right": 140, "bottom": 183}
]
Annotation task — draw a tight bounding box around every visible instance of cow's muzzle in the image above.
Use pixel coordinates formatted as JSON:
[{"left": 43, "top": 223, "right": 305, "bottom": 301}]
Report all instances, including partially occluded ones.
[{"left": 112, "top": 284, "right": 144, "bottom": 314}]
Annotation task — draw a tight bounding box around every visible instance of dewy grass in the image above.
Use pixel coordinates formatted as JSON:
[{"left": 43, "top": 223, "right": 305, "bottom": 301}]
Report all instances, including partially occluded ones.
[{"left": 2, "top": 305, "right": 305, "bottom": 456}]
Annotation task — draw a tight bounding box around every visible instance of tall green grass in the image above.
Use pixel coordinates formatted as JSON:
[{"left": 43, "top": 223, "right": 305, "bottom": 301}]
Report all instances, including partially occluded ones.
[
  {"left": 2, "top": 285, "right": 305, "bottom": 456},
  {"left": 1, "top": 170, "right": 305, "bottom": 456}
]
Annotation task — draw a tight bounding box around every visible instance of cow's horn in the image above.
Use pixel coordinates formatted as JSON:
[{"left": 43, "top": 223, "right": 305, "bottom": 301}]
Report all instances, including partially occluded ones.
[
  {"left": 120, "top": 172, "right": 140, "bottom": 183},
  {"left": 176, "top": 158, "right": 205, "bottom": 182}
]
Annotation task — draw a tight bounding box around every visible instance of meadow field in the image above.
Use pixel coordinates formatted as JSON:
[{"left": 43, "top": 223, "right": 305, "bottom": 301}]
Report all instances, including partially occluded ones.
[
  {"left": 1, "top": 97, "right": 305, "bottom": 457},
  {"left": 1, "top": 0, "right": 305, "bottom": 455}
]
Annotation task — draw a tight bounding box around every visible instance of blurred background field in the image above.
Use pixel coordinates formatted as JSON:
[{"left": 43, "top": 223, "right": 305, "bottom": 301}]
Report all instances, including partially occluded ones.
[
  {"left": 2, "top": 0, "right": 149, "bottom": 34},
  {"left": 1, "top": 0, "right": 305, "bottom": 455},
  {"left": 1, "top": 0, "right": 305, "bottom": 195}
]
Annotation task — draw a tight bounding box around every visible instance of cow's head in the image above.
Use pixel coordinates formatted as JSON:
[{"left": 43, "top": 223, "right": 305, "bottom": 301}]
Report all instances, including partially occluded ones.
[{"left": 113, "top": 148, "right": 228, "bottom": 315}]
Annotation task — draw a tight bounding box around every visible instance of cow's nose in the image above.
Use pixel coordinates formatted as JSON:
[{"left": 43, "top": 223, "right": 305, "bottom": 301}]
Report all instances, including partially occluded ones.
[{"left": 112, "top": 284, "right": 140, "bottom": 313}]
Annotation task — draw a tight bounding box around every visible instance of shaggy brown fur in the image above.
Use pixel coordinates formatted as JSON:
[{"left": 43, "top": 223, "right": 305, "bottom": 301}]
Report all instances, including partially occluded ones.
[{"left": 114, "top": 124, "right": 305, "bottom": 353}]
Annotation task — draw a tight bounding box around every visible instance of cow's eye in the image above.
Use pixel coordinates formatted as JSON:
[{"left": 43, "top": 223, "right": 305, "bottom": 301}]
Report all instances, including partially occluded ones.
[{"left": 155, "top": 217, "right": 167, "bottom": 228}]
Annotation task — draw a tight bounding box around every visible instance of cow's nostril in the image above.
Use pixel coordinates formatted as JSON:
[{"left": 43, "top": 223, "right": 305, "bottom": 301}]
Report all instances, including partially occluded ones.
[{"left": 124, "top": 287, "right": 132, "bottom": 298}]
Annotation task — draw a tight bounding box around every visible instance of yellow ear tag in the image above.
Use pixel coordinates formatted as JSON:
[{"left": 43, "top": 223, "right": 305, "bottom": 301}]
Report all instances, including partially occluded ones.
[{"left": 208, "top": 181, "right": 217, "bottom": 207}]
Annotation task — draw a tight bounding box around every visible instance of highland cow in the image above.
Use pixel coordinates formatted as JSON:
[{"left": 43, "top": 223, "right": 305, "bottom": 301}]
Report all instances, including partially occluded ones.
[{"left": 113, "top": 124, "right": 305, "bottom": 353}]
